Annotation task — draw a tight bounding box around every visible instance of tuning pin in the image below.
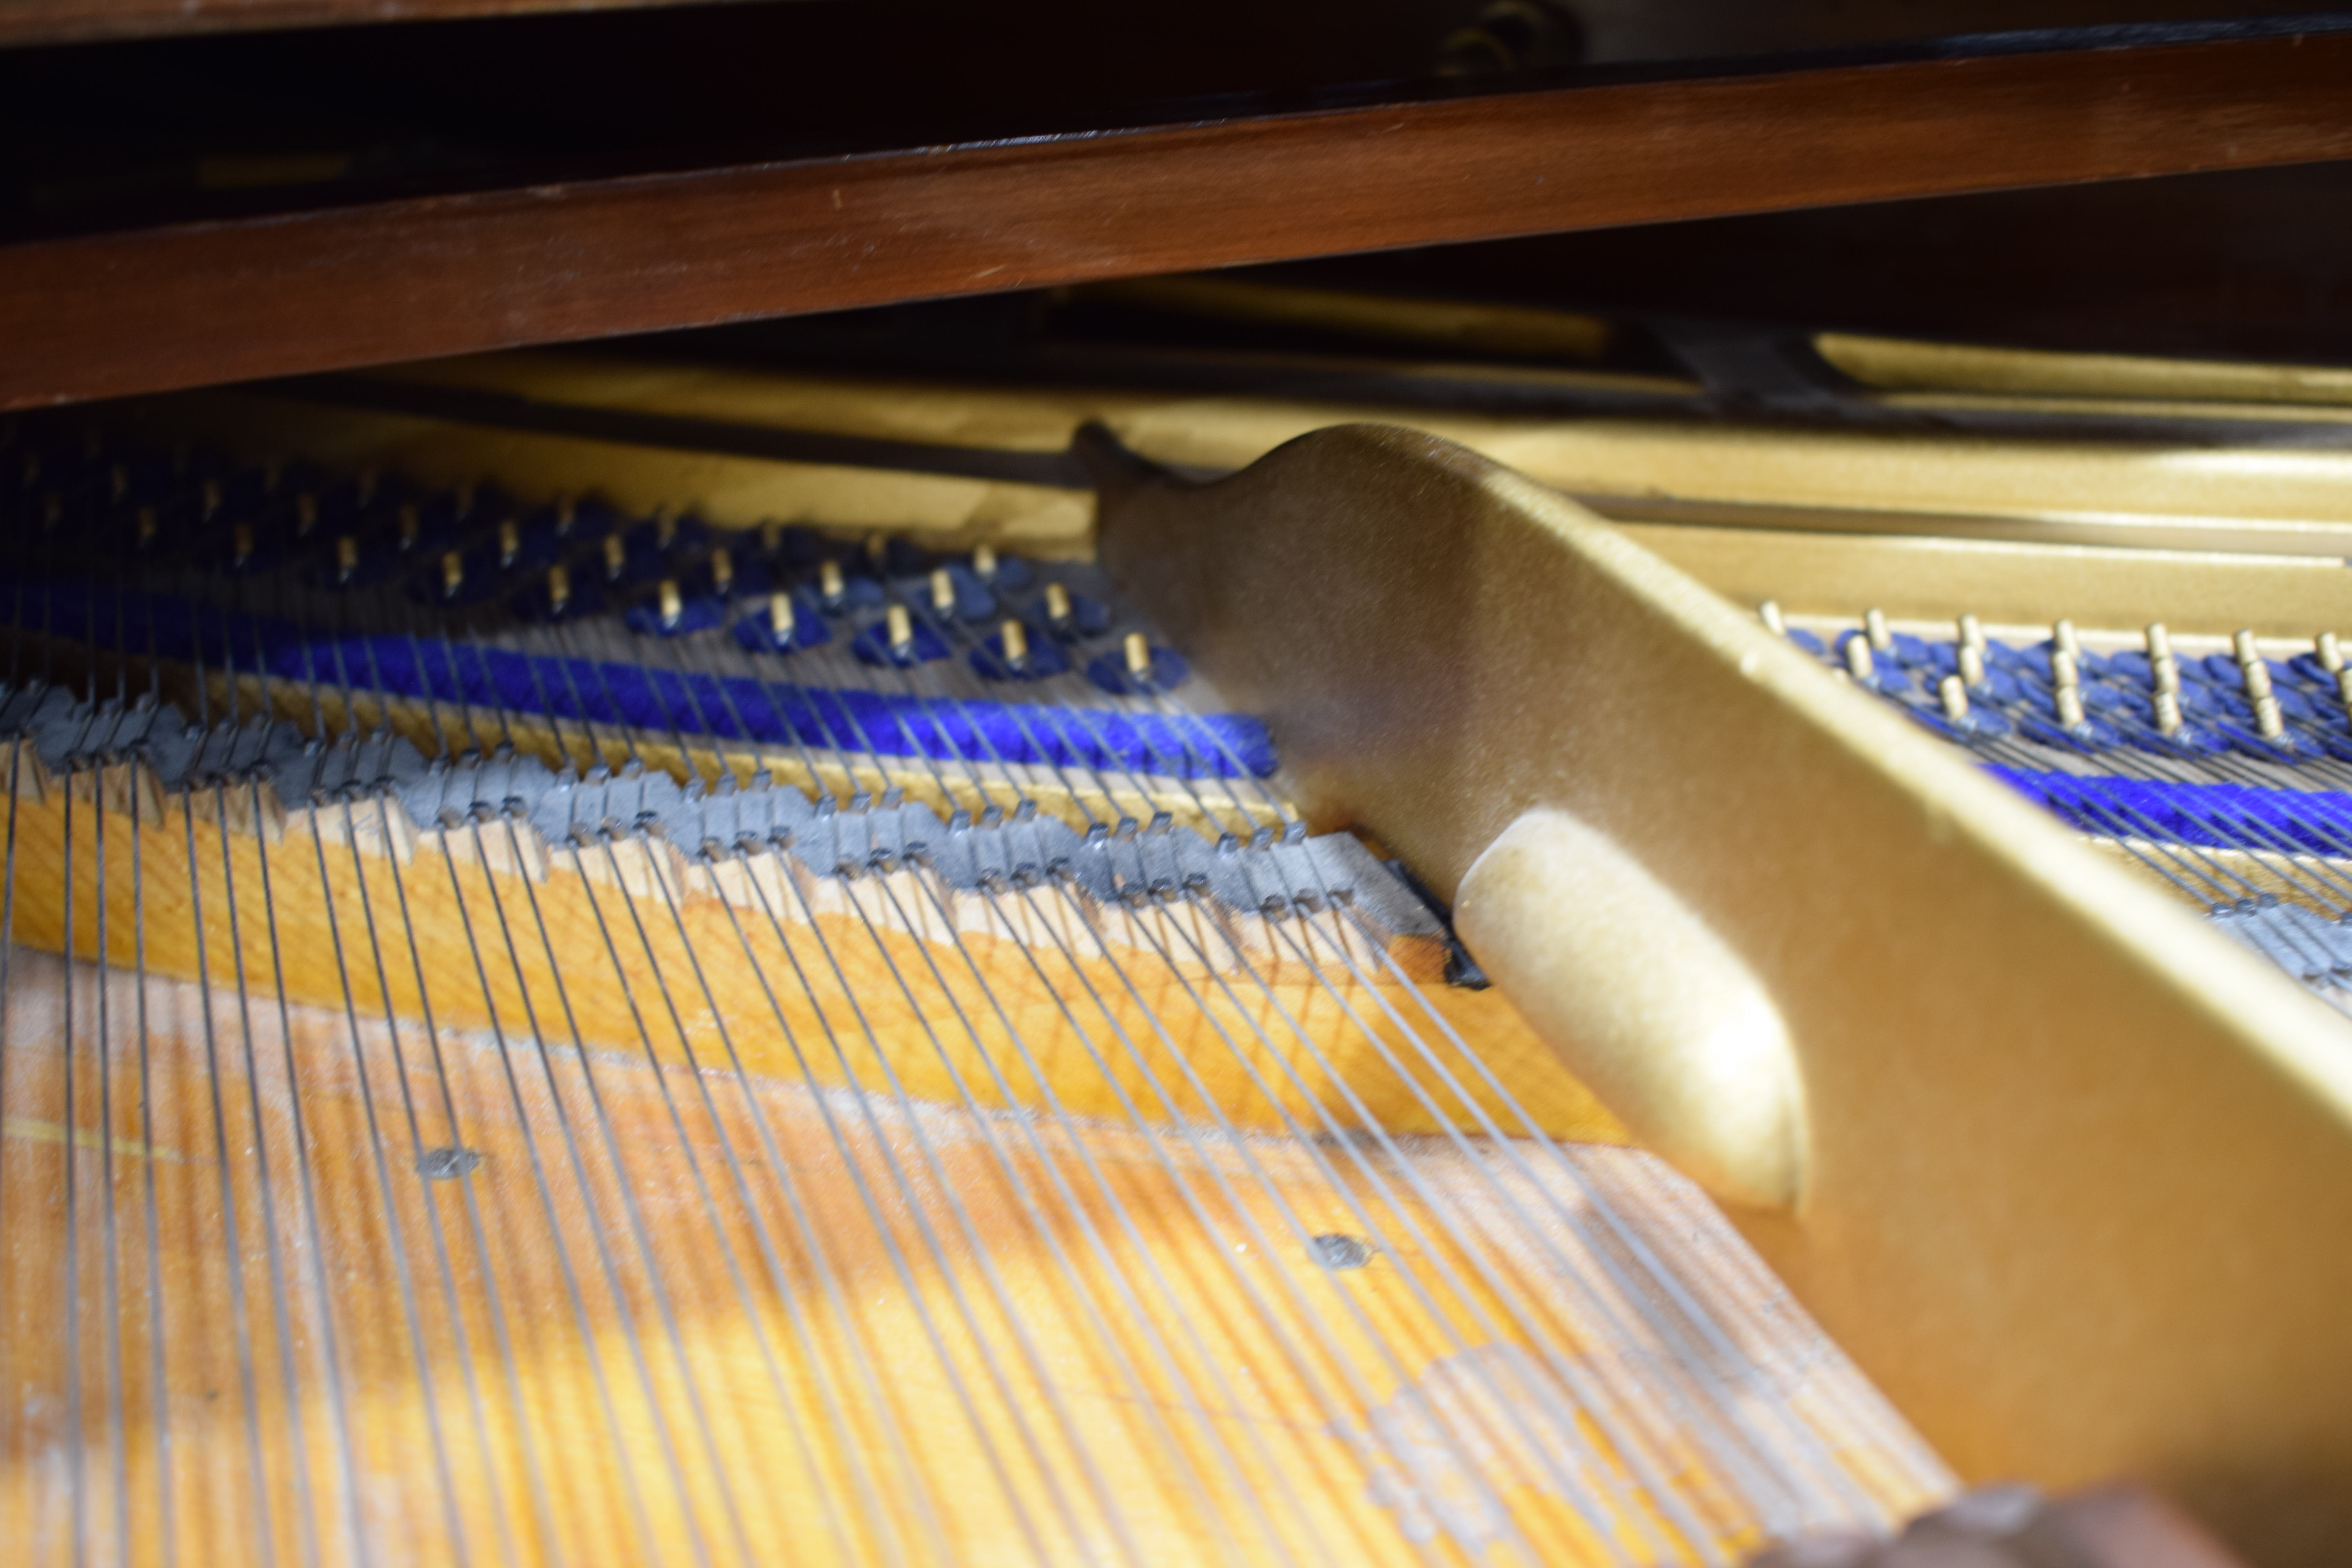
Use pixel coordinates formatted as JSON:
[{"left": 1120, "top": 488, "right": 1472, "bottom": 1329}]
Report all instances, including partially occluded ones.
[
  {"left": 1938, "top": 674, "right": 1970, "bottom": 722},
  {"left": 2318, "top": 632, "right": 2344, "bottom": 675},
  {"left": 653, "top": 506, "right": 678, "bottom": 551},
  {"left": 265, "top": 460, "right": 285, "bottom": 497},
  {"left": 819, "top": 558, "right": 846, "bottom": 606},
  {"left": 930, "top": 568, "right": 956, "bottom": 615},
  {"left": 2055, "top": 685, "right": 2087, "bottom": 729},
  {"left": 295, "top": 492, "right": 318, "bottom": 537},
  {"left": 2241, "top": 655, "right": 2274, "bottom": 703},
  {"left": 17, "top": 451, "right": 38, "bottom": 488},
  {"left": 441, "top": 550, "right": 464, "bottom": 601},
  {"left": 1864, "top": 607, "right": 1891, "bottom": 652},
  {"left": 710, "top": 547, "right": 734, "bottom": 596},
  {"left": 886, "top": 604, "right": 915, "bottom": 656},
  {"left": 1958, "top": 642, "right": 1987, "bottom": 689},
  {"left": 454, "top": 481, "right": 476, "bottom": 517},
  {"left": 2253, "top": 693, "right": 2287, "bottom": 741},
  {"left": 974, "top": 544, "right": 999, "bottom": 581},
  {"left": 39, "top": 492, "right": 60, "bottom": 530},
  {"left": 356, "top": 470, "right": 378, "bottom": 508},
  {"left": 999, "top": 617, "right": 1028, "bottom": 669},
  {"left": 2050, "top": 648, "right": 2079, "bottom": 690},
  {"left": 2145, "top": 622, "right": 2178, "bottom": 693},
  {"left": 335, "top": 534, "right": 359, "bottom": 584},
  {"left": 135, "top": 507, "right": 158, "bottom": 551},
  {"left": 603, "top": 533, "right": 627, "bottom": 582},
  {"left": 865, "top": 533, "right": 888, "bottom": 572},
  {"left": 1124, "top": 631, "right": 1152, "bottom": 681},
  {"left": 497, "top": 519, "right": 521, "bottom": 568},
  {"left": 231, "top": 521, "right": 255, "bottom": 567},
  {"left": 397, "top": 504, "right": 421, "bottom": 552},
  {"left": 768, "top": 591, "right": 795, "bottom": 642},
  {"left": 759, "top": 519, "right": 782, "bottom": 555},
  {"left": 2337, "top": 667, "right": 2352, "bottom": 712},
  {"left": 547, "top": 564, "right": 572, "bottom": 617},
  {"left": 2052, "top": 618, "right": 2081, "bottom": 663},
  {"left": 1758, "top": 600, "right": 1786, "bottom": 636},
  {"left": 1843, "top": 633, "right": 1875, "bottom": 683},
  {"left": 1045, "top": 581, "right": 1073, "bottom": 630},
  {"left": 2153, "top": 687, "right": 2185, "bottom": 736},
  {"left": 658, "top": 579, "right": 682, "bottom": 630},
  {"left": 109, "top": 463, "right": 128, "bottom": 505}
]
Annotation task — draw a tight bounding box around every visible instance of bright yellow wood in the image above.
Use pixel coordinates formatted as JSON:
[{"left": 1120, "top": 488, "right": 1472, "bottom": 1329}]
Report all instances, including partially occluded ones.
[
  {"left": 0, "top": 937, "right": 1944, "bottom": 1565},
  {"left": 1817, "top": 329, "right": 2352, "bottom": 408},
  {"left": 0, "top": 759, "right": 1627, "bottom": 1147}
]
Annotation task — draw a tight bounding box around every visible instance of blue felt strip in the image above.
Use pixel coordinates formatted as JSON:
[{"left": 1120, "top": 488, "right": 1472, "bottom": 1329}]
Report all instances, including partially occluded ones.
[
  {"left": 12, "top": 581, "right": 1277, "bottom": 779},
  {"left": 1988, "top": 767, "right": 2352, "bottom": 858}
]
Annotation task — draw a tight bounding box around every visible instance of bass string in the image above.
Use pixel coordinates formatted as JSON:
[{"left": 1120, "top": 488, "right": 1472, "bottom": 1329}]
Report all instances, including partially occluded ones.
[
  {"left": 669, "top": 830, "right": 1201, "bottom": 1566},
  {"left": 966, "top": 870, "right": 1447, "bottom": 1568},
  {"left": 696, "top": 856, "right": 998, "bottom": 1568},
  {"left": 628, "top": 839, "right": 935, "bottom": 1568},
  {"left": 841, "top": 862, "right": 1249, "bottom": 1567},
  {"left": 1329, "top": 897, "right": 1955, "bottom": 1512},
  {"left": 89, "top": 737, "right": 130, "bottom": 1568},
  {"left": 246, "top": 775, "right": 376, "bottom": 1568},
  {"left": 757, "top": 841, "right": 1126, "bottom": 1566},
  {"left": 176, "top": 787, "right": 278, "bottom": 1568},
  {"left": 551, "top": 642, "right": 1065, "bottom": 1564},
  {"left": 727, "top": 830, "right": 1068, "bottom": 1564},
  {"left": 61, "top": 736, "right": 85, "bottom": 1568},
  {"left": 558, "top": 828, "right": 875, "bottom": 1568},
  {"left": 298, "top": 799, "right": 483, "bottom": 1568},
  {"left": 1016, "top": 875, "right": 1559, "bottom": 1565},
  {"left": 9, "top": 595, "right": 1919, "bottom": 1561},
  {"left": 1263, "top": 901, "right": 1871, "bottom": 1534},
  {"left": 1254, "top": 902, "right": 1796, "bottom": 1525},
  {"left": 1128, "top": 891, "right": 1693, "bottom": 1565},
  {"left": 357, "top": 793, "right": 561, "bottom": 1568},
  {"left": 419, "top": 811, "right": 681, "bottom": 1568},
  {"left": 477, "top": 817, "right": 778, "bottom": 1568},
  {"left": 884, "top": 862, "right": 1324, "bottom": 1567},
  {"left": 128, "top": 742, "right": 179, "bottom": 1568},
  {"left": 1245, "top": 844, "right": 1843, "bottom": 1521},
  {"left": 436, "top": 812, "right": 734, "bottom": 1568},
  {"left": 209, "top": 779, "right": 337, "bottom": 1568}
]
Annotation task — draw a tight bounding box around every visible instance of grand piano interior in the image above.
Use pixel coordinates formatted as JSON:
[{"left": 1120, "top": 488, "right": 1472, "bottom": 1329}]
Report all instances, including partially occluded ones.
[{"left": 2, "top": 5, "right": 2350, "bottom": 1567}]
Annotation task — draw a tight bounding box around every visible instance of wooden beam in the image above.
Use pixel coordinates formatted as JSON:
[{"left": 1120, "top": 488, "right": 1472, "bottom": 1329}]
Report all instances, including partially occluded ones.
[{"left": 6, "top": 28, "right": 2352, "bottom": 410}]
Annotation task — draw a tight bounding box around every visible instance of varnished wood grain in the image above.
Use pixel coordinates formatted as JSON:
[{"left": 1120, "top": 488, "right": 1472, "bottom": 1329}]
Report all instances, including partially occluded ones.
[
  {"left": 10, "top": 29, "right": 2352, "bottom": 409},
  {"left": 0, "top": 947, "right": 1946, "bottom": 1566}
]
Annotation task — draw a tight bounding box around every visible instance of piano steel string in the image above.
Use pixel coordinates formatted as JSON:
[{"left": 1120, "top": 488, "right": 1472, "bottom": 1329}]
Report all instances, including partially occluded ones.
[
  {"left": 0, "top": 424, "right": 1950, "bottom": 1567},
  {"left": 1772, "top": 604, "right": 2352, "bottom": 1009}
]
